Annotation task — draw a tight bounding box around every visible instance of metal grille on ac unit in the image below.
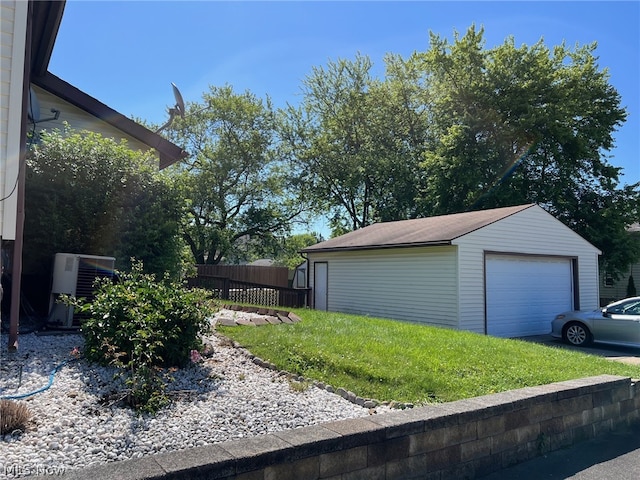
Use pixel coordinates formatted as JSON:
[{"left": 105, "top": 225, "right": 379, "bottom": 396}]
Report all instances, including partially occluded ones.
[{"left": 48, "top": 253, "right": 115, "bottom": 329}]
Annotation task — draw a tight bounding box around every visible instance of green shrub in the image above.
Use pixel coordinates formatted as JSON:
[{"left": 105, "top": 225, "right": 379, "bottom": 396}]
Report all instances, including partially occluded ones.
[{"left": 69, "top": 261, "right": 218, "bottom": 412}]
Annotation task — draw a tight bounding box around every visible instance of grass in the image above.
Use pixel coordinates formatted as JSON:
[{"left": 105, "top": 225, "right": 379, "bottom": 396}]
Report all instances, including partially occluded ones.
[{"left": 219, "top": 308, "right": 640, "bottom": 405}]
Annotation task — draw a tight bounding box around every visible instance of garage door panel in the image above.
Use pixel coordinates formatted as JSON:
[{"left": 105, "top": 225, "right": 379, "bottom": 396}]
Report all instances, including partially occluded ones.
[{"left": 486, "top": 255, "right": 573, "bottom": 337}]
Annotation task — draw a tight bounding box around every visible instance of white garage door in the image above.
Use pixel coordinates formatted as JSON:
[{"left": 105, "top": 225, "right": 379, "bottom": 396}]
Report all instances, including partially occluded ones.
[{"left": 486, "top": 254, "right": 573, "bottom": 337}]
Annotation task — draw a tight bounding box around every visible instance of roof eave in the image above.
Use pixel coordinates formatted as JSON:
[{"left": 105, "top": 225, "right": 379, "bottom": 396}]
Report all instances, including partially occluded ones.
[
  {"left": 302, "top": 240, "right": 452, "bottom": 254},
  {"left": 32, "top": 72, "right": 188, "bottom": 168}
]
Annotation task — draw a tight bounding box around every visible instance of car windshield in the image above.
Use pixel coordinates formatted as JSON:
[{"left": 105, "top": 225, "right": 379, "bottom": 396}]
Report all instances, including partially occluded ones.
[{"left": 607, "top": 299, "right": 640, "bottom": 315}]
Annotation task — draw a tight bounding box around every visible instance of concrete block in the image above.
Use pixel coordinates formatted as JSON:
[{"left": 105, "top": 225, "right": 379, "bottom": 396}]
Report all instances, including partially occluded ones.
[
  {"left": 515, "top": 423, "right": 540, "bottom": 444},
  {"left": 233, "top": 471, "right": 264, "bottom": 480},
  {"left": 366, "top": 436, "right": 410, "bottom": 463},
  {"left": 504, "top": 409, "right": 530, "bottom": 430},
  {"left": 322, "top": 418, "right": 386, "bottom": 449},
  {"left": 277, "top": 314, "right": 294, "bottom": 324},
  {"left": 425, "top": 444, "right": 462, "bottom": 472},
  {"left": 461, "top": 437, "right": 492, "bottom": 462},
  {"left": 556, "top": 394, "right": 593, "bottom": 416},
  {"left": 539, "top": 416, "right": 564, "bottom": 435},
  {"left": 367, "top": 407, "right": 433, "bottom": 439},
  {"left": 288, "top": 312, "right": 302, "bottom": 322},
  {"left": 528, "top": 402, "right": 554, "bottom": 423},
  {"left": 477, "top": 415, "right": 505, "bottom": 438},
  {"left": 54, "top": 456, "right": 166, "bottom": 480},
  {"left": 340, "top": 465, "right": 386, "bottom": 480},
  {"left": 385, "top": 453, "right": 428, "bottom": 479},
  {"left": 219, "top": 435, "right": 293, "bottom": 474},
  {"left": 410, "top": 422, "right": 475, "bottom": 455},
  {"left": 265, "top": 316, "right": 281, "bottom": 325},
  {"left": 154, "top": 444, "right": 236, "bottom": 479},
  {"left": 319, "top": 446, "right": 367, "bottom": 478},
  {"left": 251, "top": 317, "right": 269, "bottom": 326},
  {"left": 272, "top": 424, "right": 342, "bottom": 458},
  {"left": 491, "top": 428, "right": 519, "bottom": 454},
  {"left": 264, "top": 456, "right": 318, "bottom": 480}
]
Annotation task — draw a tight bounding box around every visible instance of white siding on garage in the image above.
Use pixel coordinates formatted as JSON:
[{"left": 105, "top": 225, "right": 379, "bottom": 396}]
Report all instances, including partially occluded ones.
[
  {"left": 486, "top": 254, "right": 573, "bottom": 337},
  {"left": 307, "top": 246, "right": 459, "bottom": 328},
  {"left": 454, "top": 205, "right": 600, "bottom": 334}
]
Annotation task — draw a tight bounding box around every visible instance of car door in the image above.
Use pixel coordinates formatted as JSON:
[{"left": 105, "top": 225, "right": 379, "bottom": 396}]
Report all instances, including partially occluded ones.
[{"left": 592, "top": 299, "right": 640, "bottom": 345}]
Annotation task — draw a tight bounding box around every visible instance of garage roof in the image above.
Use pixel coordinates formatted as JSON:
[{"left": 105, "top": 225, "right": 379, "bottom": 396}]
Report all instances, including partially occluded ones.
[{"left": 302, "top": 204, "right": 535, "bottom": 253}]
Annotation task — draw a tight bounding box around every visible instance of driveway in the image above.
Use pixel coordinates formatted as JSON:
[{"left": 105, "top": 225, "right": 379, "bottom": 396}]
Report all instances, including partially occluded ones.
[{"left": 519, "top": 334, "right": 640, "bottom": 366}]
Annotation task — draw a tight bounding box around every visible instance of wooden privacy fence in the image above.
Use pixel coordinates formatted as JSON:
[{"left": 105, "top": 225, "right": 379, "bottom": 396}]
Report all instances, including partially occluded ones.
[
  {"left": 195, "top": 264, "right": 289, "bottom": 288},
  {"left": 188, "top": 275, "right": 310, "bottom": 308}
]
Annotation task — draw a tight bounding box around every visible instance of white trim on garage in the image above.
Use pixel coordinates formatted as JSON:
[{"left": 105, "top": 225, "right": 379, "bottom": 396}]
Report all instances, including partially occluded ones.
[{"left": 485, "top": 253, "right": 574, "bottom": 337}]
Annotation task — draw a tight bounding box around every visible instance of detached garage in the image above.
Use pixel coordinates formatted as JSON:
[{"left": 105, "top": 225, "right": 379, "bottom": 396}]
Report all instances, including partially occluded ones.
[{"left": 301, "top": 204, "right": 601, "bottom": 338}]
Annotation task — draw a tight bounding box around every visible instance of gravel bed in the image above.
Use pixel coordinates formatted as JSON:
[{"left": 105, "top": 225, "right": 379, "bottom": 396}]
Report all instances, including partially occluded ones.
[{"left": 0, "top": 312, "right": 389, "bottom": 478}]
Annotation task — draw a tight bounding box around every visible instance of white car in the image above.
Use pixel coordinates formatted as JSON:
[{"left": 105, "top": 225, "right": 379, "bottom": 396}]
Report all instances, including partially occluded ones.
[{"left": 551, "top": 297, "right": 640, "bottom": 347}]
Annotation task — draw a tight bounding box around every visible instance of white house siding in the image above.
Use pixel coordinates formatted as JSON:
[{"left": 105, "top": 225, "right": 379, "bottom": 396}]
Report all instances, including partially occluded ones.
[
  {"left": 600, "top": 259, "right": 640, "bottom": 306},
  {"left": 31, "top": 85, "right": 152, "bottom": 153},
  {"left": 453, "top": 205, "right": 600, "bottom": 333},
  {"left": 307, "top": 246, "right": 459, "bottom": 328},
  {"left": 0, "top": 0, "right": 27, "bottom": 240}
]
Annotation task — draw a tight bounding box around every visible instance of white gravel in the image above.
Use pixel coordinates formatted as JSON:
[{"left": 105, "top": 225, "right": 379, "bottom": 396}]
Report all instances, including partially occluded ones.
[{"left": 0, "top": 312, "right": 387, "bottom": 478}]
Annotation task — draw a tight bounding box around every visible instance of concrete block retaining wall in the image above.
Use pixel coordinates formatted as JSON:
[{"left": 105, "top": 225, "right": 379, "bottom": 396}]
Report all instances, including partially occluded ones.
[{"left": 55, "top": 375, "right": 640, "bottom": 480}]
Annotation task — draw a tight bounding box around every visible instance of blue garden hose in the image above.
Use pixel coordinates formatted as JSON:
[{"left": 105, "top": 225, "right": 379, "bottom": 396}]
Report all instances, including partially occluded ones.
[{"left": 0, "top": 358, "right": 79, "bottom": 400}]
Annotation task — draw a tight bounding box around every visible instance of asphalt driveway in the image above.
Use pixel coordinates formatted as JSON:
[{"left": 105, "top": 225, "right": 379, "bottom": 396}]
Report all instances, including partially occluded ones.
[{"left": 518, "top": 334, "right": 640, "bottom": 366}]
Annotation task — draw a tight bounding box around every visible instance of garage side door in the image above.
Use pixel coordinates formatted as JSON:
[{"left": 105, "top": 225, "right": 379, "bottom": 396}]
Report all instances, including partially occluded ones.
[{"left": 486, "top": 254, "right": 573, "bottom": 337}]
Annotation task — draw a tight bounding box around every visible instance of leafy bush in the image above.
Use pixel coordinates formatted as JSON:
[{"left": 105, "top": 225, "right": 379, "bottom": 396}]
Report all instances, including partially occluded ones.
[
  {"left": 70, "top": 261, "right": 218, "bottom": 412},
  {"left": 0, "top": 400, "right": 32, "bottom": 435}
]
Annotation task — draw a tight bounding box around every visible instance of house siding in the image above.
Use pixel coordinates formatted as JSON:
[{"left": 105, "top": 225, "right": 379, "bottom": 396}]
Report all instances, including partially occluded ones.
[
  {"left": 307, "top": 246, "right": 459, "bottom": 328},
  {"left": 0, "top": 0, "right": 27, "bottom": 240},
  {"left": 454, "top": 205, "right": 600, "bottom": 333},
  {"left": 31, "top": 85, "right": 152, "bottom": 152}
]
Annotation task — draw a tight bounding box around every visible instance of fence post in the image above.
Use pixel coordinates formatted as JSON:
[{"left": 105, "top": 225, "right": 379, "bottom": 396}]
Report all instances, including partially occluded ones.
[{"left": 222, "top": 277, "right": 230, "bottom": 300}]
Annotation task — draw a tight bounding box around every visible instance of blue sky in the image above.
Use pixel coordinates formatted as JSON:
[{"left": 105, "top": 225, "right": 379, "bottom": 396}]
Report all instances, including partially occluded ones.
[{"left": 50, "top": 1, "right": 639, "bottom": 189}]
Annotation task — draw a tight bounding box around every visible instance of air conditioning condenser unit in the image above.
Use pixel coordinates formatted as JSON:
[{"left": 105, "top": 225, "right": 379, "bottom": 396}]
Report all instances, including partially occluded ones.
[{"left": 48, "top": 253, "right": 116, "bottom": 329}]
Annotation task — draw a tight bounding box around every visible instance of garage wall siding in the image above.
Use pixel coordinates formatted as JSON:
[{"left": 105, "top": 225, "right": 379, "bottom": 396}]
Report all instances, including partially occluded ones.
[
  {"left": 307, "top": 246, "right": 459, "bottom": 328},
  {"left": 454, "top": 206, "right": 600, "bottom": 333}
]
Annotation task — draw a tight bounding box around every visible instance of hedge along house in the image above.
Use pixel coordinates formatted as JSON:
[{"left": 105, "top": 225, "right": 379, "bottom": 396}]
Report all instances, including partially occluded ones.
[
  {"left": 301, "top": 204, "right": 602, "bottom": 338},
  {"left": 1, "top": 0, "right": 187, "bottom": 350}
]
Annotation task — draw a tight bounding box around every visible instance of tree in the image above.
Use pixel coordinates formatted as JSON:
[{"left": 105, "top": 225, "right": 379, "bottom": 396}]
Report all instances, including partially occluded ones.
[
  {"left": 413, "top": 26, "right": 639, "bottom": 277},
  {"left": 24, "top": 127, "right": 184, "bottom": 286},
  {"left": 272, "top": 233, "right": 323, "bottom": 269},
  {"left": 281, "top": 54, "right": 427, "bottom": 234},
  {"left": 166, "top": 85, "right": 302, "bottom": 264}
]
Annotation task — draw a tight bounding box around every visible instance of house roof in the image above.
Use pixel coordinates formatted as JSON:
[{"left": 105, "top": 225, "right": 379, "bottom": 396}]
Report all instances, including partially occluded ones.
[
  {"left": 301, "top": 204, "right": 535, "bottom": 253},
  {"left": 32, "top": 73, "right": 188, "bottom": 168},
  {"left": 29, "top": 0, "right": 187, "bottom": 169}
]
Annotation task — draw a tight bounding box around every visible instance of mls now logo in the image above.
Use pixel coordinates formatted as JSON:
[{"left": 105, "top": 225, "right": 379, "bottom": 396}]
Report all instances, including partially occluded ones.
[{"left": 1, "top": 464, "right": 66, "bottom": 476}]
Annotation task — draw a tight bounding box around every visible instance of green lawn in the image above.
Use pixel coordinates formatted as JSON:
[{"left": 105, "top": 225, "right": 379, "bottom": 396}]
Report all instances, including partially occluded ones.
[{"left": 219, "top": 308, "right": 640, "bottom": 404}]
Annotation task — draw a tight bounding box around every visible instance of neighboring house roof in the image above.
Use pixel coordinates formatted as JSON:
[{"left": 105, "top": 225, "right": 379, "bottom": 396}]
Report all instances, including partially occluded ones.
[
  {"left": 29, "top": 0, "right": 187, "bottom": 169},
  {"left": 629, "top": 223, "right": 640, "bottom": 233},
  {"left": 301, "top": 204, "right": 535, "bottom": 253}
]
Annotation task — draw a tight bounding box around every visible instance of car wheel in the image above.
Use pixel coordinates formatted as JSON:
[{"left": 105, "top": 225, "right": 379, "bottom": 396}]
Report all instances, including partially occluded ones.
[{"left": 563, "top": 322, "right": 592, "bottom": 346}]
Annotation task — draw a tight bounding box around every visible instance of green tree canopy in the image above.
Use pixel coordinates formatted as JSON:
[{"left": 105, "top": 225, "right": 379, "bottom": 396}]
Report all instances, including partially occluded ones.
[
  {"left": 24, "top": 127, "right": 184, "bottom": 280},
  {"left": 280, "top": 54, "right": 427, "bottom": 235},
  {"left": 414, "top": 26, "right": 639, "bottom": 276},
  {"left": 166, "top": 85, "right": 303, "bottom": 264}
]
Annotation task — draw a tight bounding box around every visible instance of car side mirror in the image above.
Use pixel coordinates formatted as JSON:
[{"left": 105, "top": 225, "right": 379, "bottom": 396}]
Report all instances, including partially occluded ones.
[{"left": 602, "top": 308, "right": 611, "bottom": 318}]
